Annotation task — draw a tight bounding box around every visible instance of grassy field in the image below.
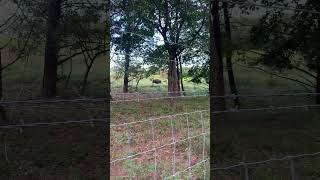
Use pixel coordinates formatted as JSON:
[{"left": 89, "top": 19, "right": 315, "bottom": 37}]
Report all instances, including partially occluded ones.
[
  {"left": 111, "top": 72, "right": 208, "bottom": 93},
  {"left": 111, "top": 97, "right": 209, "bottom": 179}
]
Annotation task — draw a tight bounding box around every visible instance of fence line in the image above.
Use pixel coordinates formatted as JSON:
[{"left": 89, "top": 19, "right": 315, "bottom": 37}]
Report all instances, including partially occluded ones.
[
  {"left": 0, "top": 118, "right": 109, "bottom": 129},
  {"left": 212, "top": 151, "right": 320, "bottom": 180},
  {"left": 112, "top": 92, "right": 320, "bottom": 98},
  {"left": 110, "top": 102, "right": 320, "bottom": 178},
  {"left": 111, "top": 94, "right": 208, "bottom": 103},
  {"left": 0, "top": 92, "right": 320, "bottom": 105},
  {"left": 0, "top": 103, "right": 319, "bottom": 130},
  {"left": 212, "top": 151, "right": 320, "bottom": 171},
  {"left": 111, "top": 92, "right": 320, "bottom": 103},
  {"left": 0, "top": 94, "right": 319, "bottom": 178},
  {"left": 164, "top": 159, "right": 209, "bottom": 180},
  {"left": 111, "top": 110, "right": 209, "bottom": 128},
  {"left": 211, "top": 104, "right": 320, "bottom": 114},
  {"left": 111, "top": 103, "right": 320, "bottom": 127},
  {"left": 111, "top": 109, "right": 209, "bottom": 179},
  {"left": 111, "top": 132, "right": 209, "bottom": 164}
]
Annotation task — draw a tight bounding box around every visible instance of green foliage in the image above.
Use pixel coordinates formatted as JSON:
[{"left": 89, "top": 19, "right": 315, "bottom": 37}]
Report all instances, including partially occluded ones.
[
  {"left": 111, "top": 0, "right": 154, "bottom": 53},
  {"left": 251, "top": 0, "right": 320, "bottom": 73},
  {"left": 188, "top": 62, "right": 209, "bottom": 84}
]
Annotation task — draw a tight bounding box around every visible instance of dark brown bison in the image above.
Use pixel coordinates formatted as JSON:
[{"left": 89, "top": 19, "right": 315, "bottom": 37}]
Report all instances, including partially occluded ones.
[{"left": 152, "top": 79, "right": 162, "bottom": 84}]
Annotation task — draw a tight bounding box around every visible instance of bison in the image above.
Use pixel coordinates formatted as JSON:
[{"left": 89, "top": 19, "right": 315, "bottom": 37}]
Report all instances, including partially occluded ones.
[{"left": 152, "top": 79, "right": 162, "bottom": 84}]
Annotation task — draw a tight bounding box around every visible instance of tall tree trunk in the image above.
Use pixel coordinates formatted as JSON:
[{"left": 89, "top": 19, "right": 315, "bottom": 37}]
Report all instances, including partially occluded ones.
[
  {"left": 176, "top": 57, "right": 181, "bottom": 92},
  {"left": 42, "top": 0, "right": 62, "bottom": 97},
  {"left": 167, "top": 45, "right": 179, "bottom": 96},
  {"left": 223, "top": 2, "right": 240, "bottom": 108},
  {"left": 0, "top": 50, "right": 3, "bottom": 101},
  {"left": 179, "top": 57, "right": 185, "bottom": 94},
  {"left": 123, "top": 49, "right": 130, "bottom": 93},
  {"left": 316, "top": 61, "right": 320, "bottom": 104},
  {"left": 0, "top": 50, "right": 6, "bottom": 122},
  {"left": 65, "top": 59, "right": 73, "bottom": 88},
  {"left": 210, "top": 0, "right": 226, "bottom": 111},
  {"left": 81, "top": 63, "right": 93, "bottom": 95},
  {"left": 106, "top": 0, "right": 111, "bottom": 175},
  {"left": 135, "top": 78, "right": 142, "bottom": 91},
  {"left": 210, "top": 0, "right": 226, "bottom": 177}
]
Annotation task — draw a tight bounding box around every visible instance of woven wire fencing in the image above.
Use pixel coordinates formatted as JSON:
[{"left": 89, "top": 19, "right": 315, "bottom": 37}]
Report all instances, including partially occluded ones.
[
  {"left": 0, "top": 97, "right": 108, "bottom": 179},
  {"left": 210, "top": 93, "right": 320, "bottom": 180},
  {"left": 110, "top": 91, "right": 210, "bottom": 179},
  {"left": 213, "top": 151, "right": 320, "bottom": 180},
  {"left": 111, "top": 92, "right": 320, "bottom": 179}
]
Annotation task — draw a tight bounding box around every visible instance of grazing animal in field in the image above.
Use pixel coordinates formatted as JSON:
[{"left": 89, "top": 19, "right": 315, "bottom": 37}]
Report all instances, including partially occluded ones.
[{"left": 152, "top": 79, "right": 162, "bottom": 84}]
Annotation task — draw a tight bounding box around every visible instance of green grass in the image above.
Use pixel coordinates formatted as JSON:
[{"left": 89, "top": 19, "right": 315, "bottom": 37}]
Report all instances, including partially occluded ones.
[
  {"left": 214, "top": 108, "right": 320, "bottom": 179},
  {"left": 111, "top": 71, "right": 208, "bottom": 93},
  {"left": 111, "top": 97, "right": 209, "bottom": 179}
]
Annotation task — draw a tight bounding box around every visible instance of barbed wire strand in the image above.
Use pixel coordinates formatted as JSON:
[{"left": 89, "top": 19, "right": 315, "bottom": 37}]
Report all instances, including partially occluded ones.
[
  {"left": 212, "top": 151, "right": 320, "bottom": 171},
  {"left": 1, "top": 92, "right": 320, "bottom": 105},
  {"left": 111, "top": 110, "right": 209, "bottom": 128},
  {"left": 164, "top": 159, "right": 209, "bottom": 180},
  {"left": 0, "top": 118, "right": 108, "bottom": 129},
  {"left": 0, "top": 103, "right": 319, "bottom": 130},
  {"left": 110, "top": 132, "right": 209, "bottom": 164},
  {"left": 111, "top": 103, "right": 320, "bottom": 128}
]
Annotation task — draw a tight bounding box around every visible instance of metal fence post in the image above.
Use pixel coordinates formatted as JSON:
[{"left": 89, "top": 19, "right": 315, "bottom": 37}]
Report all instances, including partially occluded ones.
[
  {"left": 242, "top": 154, "right": 250, "bottom": 180},
  {"left": 289, "top": 157, "right": 296, "bottom": 180},
  {"left": 19, "top": 119, "right": 24, "bottom": 134}
]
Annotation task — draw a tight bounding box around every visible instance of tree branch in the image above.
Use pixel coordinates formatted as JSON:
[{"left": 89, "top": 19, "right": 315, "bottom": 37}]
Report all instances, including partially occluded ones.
[
  {"left": 1, "top": 23, "right": 34, "bottom": 71},
  {"left": 239, "top": 64, "right": 315, "bottom": 88}
]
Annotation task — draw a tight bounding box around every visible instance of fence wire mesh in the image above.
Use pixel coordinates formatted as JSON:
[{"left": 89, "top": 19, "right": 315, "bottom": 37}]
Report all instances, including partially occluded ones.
[
  {"left": 0, "top": 92, "right": 320, "bottom": 179},
  {"left": 110, "top": 109, "right": 210, "bottom": 179}
]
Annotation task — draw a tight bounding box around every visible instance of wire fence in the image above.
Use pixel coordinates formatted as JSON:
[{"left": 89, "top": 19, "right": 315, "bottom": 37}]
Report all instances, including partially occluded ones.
[
  {"left": 0, "top": 91, "right": 319, "bottom": 104},
  {"left": 0, "top": 95, "right": 109, "bottom": 179},
  {"left": 109, "top": 91, "right": 320, "bottom": 179},
  {"left": 212, "top": 151, "right": 320, "bottom": 180},
  {"left": 0, "top": 92, "right": 320, "bottom": 178},
  {"left": 110, "top": 110, "right": 210, "bottom": 179}
]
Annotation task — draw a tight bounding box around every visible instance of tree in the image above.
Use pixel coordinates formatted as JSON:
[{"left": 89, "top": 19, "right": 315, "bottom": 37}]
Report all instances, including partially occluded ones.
[
  {"left": 111, "top": 0, "right": 153, "bottom": 93},
  {"left": 7, "top": 0, "right": 106, "bottom": 97},
  {"left": 42, "top": 0, "right": 62, "bottom": 97},
  {"left": 61, "top": 2, "right": 108, "bottom": 95},
  {"left": 0, "top": 0, "right": 35, "bottom": 121},
  {"left": 143, "top": 0, "right": 206, "bottom": 95},
  {"left": 210, "top": 0, "right": 226, "bottom": 177},
  {"left": 250, "top": 0, "right": 320, "bottom": 103},
  {"left": 209, "top": 0, "right": 226, "bottom": 112},
  {"left": 223, "top": 1, "right": 240, "bottom": 108}
]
